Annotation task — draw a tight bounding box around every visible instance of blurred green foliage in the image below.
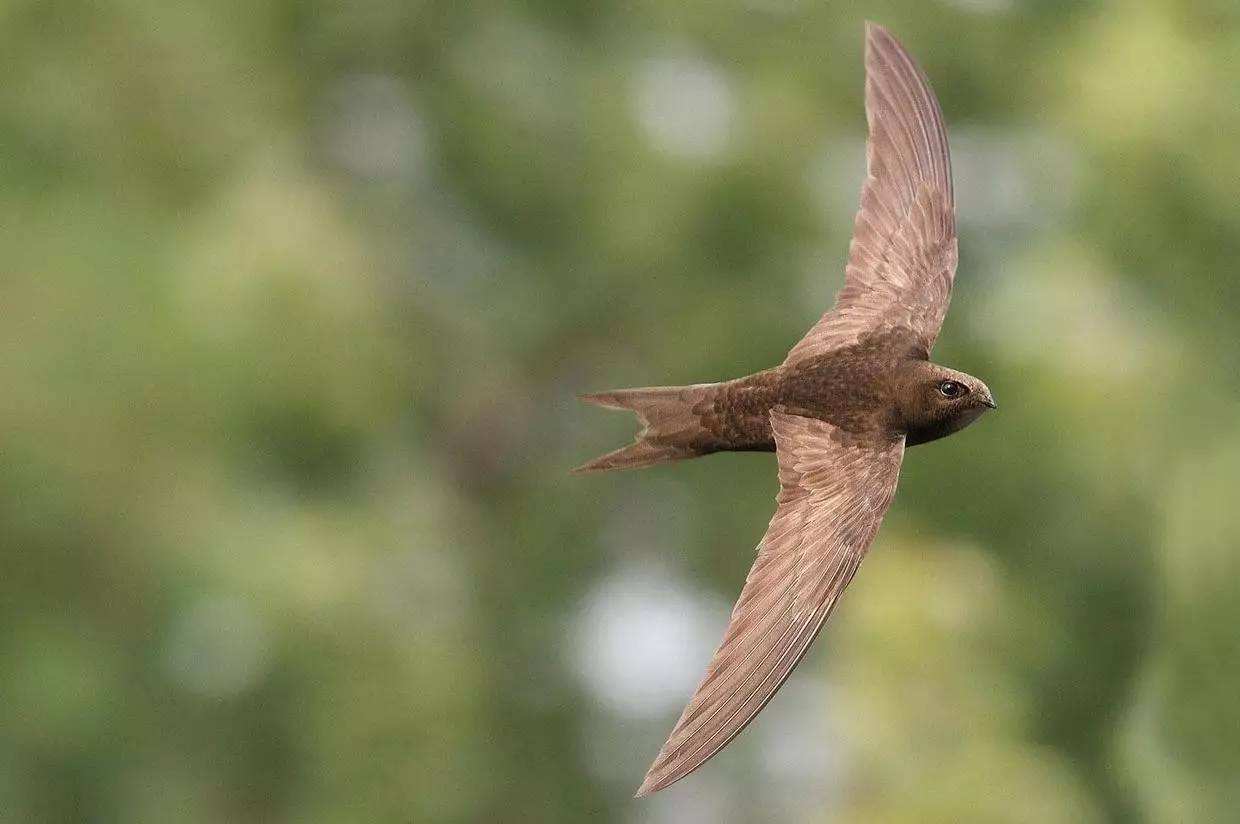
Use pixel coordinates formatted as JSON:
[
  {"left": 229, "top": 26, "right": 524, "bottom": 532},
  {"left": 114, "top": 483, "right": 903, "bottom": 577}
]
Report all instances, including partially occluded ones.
[{"left": 3, "top": 1, "right": 1240, "bottom": 822}]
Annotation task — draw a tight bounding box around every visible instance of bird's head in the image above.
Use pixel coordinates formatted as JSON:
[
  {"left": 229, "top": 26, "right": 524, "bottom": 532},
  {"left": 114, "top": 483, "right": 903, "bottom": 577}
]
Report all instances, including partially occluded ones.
[{"left": 896, "top": 363, "right": 996, "bottom": 445}]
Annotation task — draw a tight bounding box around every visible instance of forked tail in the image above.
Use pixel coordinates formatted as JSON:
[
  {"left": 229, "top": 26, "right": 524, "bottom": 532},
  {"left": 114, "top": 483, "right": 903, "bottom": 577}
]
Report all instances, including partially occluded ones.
[{"left": 572, "top": 383, "right": 724, "bottom": 473}]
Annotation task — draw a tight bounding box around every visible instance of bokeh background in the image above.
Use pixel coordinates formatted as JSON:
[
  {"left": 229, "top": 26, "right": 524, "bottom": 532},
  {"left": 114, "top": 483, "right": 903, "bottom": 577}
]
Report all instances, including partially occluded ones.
[{"left": 4, "top": 1, "right": 1240, "bottom": 821}]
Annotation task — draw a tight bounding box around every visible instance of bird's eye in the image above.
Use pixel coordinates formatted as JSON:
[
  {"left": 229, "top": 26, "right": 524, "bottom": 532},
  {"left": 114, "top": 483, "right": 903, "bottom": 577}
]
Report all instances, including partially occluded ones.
[{"left": 938, "top": 380, "right": 966, "bottom": 398}]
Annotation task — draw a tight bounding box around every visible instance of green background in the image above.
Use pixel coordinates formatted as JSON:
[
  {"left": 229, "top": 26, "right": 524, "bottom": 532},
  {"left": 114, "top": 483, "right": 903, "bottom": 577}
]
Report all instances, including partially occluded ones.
[{"left": 3, "top": 1, "right": 1239, "bottom": 821}]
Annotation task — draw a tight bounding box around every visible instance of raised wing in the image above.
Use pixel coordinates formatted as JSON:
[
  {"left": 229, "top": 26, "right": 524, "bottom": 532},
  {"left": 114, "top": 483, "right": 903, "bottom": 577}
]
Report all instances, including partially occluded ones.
[
  {"left": 635, "top": 410, "right": 904, "bottom": 796},
  {"left": 785, "top": 22, "right": 957, "bottom": 366}
]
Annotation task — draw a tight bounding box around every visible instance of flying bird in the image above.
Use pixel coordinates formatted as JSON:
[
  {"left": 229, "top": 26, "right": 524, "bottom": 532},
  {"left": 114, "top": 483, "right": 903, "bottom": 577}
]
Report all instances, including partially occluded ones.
[{"left": 574, "top": 23, "right": 995, "bottom": 796}]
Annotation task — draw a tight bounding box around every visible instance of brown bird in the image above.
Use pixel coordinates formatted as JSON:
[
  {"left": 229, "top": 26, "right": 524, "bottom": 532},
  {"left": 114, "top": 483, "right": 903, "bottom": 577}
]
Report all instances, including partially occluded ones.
[{"left": 574, "top": 23, "right": 995, "bottom": 796}]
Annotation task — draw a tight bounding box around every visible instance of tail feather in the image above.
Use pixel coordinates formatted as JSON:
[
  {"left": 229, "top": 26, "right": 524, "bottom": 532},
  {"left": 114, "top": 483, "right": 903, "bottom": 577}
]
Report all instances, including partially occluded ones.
[{"left": 572, "top": 384, "right": 722, "bottom": 474}]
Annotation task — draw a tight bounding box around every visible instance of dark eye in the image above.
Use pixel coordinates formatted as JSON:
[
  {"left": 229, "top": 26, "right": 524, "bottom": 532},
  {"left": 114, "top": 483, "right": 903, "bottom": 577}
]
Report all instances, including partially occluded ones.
[{"left": 938, "top": 380, "right": 966, "bottom": 398}]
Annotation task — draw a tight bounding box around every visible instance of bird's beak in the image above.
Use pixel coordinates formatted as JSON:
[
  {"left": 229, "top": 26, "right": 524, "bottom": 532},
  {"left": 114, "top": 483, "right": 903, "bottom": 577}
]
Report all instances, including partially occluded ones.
[{"left": 979, "top": 392, "right": 997, "bottom": 410}]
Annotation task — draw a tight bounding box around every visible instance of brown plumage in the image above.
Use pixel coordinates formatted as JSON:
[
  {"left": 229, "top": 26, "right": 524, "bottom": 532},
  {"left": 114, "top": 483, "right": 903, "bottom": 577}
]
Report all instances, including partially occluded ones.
[{"left": 574, "top": 23, "right": 996, "bottom": 796}]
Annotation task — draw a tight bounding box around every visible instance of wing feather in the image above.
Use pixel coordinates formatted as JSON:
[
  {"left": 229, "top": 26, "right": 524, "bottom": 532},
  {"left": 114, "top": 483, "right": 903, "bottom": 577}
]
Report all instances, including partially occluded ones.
[
  {"left": 634, "top": 411, "right": 904, "bottom": 796},
  {"left": 785, "top": 22, "right": 956, "bottom": 365}
]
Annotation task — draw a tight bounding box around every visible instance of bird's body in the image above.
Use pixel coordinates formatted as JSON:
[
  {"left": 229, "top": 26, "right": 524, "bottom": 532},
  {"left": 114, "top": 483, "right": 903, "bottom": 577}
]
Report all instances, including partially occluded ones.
[
  {"left": 575, "top": 23, "right": 996, "bottom": 797},
  {"left": 579, "top": 329, "right": 993, "bottom": 466}
]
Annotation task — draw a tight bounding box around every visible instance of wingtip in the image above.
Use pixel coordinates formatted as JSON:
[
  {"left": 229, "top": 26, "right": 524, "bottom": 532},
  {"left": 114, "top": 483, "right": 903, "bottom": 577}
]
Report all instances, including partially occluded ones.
[
  {"left": 633, "top": 773, "right": 661, "bottom": 798},
  {"left": 864, "top": 21, "right": 913, "bottom": 64},
  {"left": 864, "top": 20, "right": 891, "bottom": 43},
  {"left": 577, "top": 391, "right": 625, "bottom": 411},
  {"left": 634, "top": 754, "right": 696, "bottom": 798}
]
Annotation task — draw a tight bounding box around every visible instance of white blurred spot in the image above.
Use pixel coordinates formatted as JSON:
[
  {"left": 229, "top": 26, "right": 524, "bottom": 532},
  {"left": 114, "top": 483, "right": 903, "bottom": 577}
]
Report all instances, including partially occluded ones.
[
  {"left": 164, "top": 596, "right": 272, "bottom": 698},
  {"left": 571, "top": 561, "right": 728, "bottom": 718},
  {"left": 322, "top": 74, "right": 427, "bottom": 182},
  {"left": 975, "top": 245, "right": 1173, "bottom": 377},
  {"left": 754, "top": 680, "right": 841, "bottom": 801},
  {"left": 952, "top": 128, "right": 1081, "bottom": 234},
  {"left": 633, "top": 56, "right": 736, "bottom": 162},
  {"left": 953, "top": 130, "right": 1037, "bottom": 229}
]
